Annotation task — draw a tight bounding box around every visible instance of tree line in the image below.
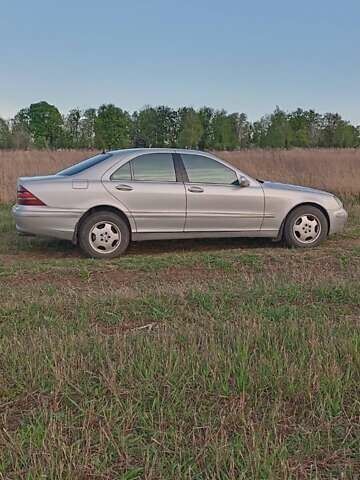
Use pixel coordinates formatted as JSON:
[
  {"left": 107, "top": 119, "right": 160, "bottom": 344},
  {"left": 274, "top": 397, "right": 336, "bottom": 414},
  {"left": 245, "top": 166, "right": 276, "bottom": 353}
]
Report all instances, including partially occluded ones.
[{"left": 0, "top": 101, "right": 359, "bottom": 150}]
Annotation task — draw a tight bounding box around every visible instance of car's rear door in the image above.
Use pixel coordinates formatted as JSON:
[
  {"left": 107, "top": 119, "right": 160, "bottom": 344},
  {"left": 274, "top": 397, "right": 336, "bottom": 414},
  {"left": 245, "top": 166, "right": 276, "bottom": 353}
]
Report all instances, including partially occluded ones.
[
  {"left": 180, "top": 153, "right": 264, "bottom": 232},
  {"left": 102, "top": 152, "right": 186, "bottom": 233}
]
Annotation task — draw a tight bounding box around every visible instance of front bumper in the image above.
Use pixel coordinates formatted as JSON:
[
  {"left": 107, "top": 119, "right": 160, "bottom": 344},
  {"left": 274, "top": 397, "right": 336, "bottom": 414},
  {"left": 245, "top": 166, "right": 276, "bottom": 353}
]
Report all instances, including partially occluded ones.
[
  {"left": 329, "top": 208, "right": 348, "bottom": 235},
  {"left": 12, "top": 205, "right": 83, "bottom": 241}
]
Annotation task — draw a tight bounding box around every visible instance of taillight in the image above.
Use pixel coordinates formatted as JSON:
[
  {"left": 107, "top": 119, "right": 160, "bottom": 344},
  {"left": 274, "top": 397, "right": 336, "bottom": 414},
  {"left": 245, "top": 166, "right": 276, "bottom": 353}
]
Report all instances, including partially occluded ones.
[{"left": 17, "top": 185, "right": 46, "bottom": 206}]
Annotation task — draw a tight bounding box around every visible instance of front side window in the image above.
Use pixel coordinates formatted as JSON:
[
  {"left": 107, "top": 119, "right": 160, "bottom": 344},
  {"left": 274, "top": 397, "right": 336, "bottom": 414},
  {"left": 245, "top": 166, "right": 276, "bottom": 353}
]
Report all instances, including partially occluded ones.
[
  {"left": 181, "top": 154, "right": 238, "bottom": 184},
  {"left": 132, "top": 153, "right": 176, "bottom": 182}
]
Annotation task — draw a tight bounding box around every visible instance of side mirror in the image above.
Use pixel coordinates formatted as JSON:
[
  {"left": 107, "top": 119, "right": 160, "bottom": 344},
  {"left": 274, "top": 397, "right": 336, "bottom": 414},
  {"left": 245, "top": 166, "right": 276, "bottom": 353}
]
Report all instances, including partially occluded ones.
[{"left": 238, "top": 175, "right": 250, "bottom": 187}]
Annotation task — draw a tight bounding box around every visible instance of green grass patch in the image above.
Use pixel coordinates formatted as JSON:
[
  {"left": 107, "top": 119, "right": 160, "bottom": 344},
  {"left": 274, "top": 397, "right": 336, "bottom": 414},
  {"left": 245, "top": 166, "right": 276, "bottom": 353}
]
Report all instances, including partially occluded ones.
[{"left": 0, "top": 202, "right": 359, "bottom": 478}]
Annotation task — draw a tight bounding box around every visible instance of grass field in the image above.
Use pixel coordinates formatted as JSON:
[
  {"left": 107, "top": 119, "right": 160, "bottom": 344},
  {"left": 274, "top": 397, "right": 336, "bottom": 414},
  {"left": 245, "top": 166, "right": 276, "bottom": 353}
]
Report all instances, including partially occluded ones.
[
  {"left": 0, "top": 196, "right": 359, "bottom": 478},
  {"left": 1, "top": 148, "right": 360, "bottom": 202},
  {"left": 0, "top": 149, "right": 360, "bottom": 478}
]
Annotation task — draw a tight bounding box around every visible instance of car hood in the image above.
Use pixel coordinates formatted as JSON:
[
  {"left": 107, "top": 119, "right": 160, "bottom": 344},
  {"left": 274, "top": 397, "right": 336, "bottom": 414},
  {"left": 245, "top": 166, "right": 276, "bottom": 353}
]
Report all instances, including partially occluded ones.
[{"left": 262, "top": 181, "right": 331, "bottom": 197}]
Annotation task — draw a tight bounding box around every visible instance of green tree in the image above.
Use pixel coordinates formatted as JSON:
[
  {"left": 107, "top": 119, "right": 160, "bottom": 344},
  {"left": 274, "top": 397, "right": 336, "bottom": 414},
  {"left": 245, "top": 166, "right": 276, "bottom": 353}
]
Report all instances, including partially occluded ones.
[
  {"left": 251, "top": 116, "right": 269, "bottom": 147},
  {"left": 132, "top": 106, "right": 177, "bottom": 147},
  {"left": 305, "top": 110, "right": 322, "bottom": 147},
  {"left": 288, "top": 108, "right": 310, "bottom": 147},
  {"left": 0, "top": 118, "right": 11, "bottom": 148},
  {"left": 26, "top": 101, "right": 64, "bottom": 148},
  {"left": 79, "top": 108, "right": 97, "bottom": 148},
  {"left": 95, "top": 104, "right": 131, "bottom": 150},
  {"left": 288, "top": 109, "right": 322, "bottom": 147},
  {"left": 319, "top": 113, "right": 359, "bottom": 147},
  {"left": 11, "top": 108, "right": 32, "bottom": 149},
  {"left": 132, "top": 107, "right": 158, "bottom": 147},
  {"left": 177, "top": 108, "right": 204, "bottom": 149},
  {"left": 3, "top": 102, "right": 360, "bottom": 151},
  {"left": 154, "top": 106, "right": 178, "bottom": 147},
  {"left": 263, "top": 107, "right": 293, "bottom": 148},
  {"left": 198, "top": 107, "right": 214, "bottom": 149},
  {"left": 235, "top": 113, "right": 251, "bottom": 148},
  {"left": 64, "top": 109, "right": 82, "bottom": 148},
  {"left": 212, "top": 110, "right": 238, "bottom": 150}
]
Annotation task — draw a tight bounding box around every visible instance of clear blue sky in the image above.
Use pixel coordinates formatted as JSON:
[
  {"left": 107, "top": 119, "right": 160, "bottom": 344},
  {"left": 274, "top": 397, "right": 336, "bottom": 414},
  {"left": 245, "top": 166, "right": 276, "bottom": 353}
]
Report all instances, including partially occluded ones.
[{"left": 1, "top": 0, "right": 359, "bottom": 123}]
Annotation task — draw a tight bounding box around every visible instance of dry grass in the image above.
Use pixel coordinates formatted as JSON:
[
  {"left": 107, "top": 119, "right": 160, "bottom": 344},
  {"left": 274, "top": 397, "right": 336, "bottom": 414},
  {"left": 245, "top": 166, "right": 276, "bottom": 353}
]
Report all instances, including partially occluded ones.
[
  {"left": 0, "top": 149, "right": 95, "bottom": 203},
  {"left": 0, "top": 148, "right": 360, "bottom": 203},
  {"left": 219, "top": 148, "right": 360, "bottom": 198}
]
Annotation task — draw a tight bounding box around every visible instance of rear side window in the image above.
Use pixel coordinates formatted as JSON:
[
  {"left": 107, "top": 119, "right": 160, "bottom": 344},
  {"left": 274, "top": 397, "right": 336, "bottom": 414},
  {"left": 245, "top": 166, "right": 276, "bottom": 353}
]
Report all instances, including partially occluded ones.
[
  {"left": 57, "top": 153, "right": 112, "bottom": 176},
  {"left": 111, "top": 153, "right": 176, "bottom": 182},
  {"left": 181, "top": 154, "right": 237, "bottom": 184},
  {"left": 132, "top": 153, "right": 176, "bottom": 181},
  {"left": 111, "top": 162, "right": 132, "bottom": 180}
]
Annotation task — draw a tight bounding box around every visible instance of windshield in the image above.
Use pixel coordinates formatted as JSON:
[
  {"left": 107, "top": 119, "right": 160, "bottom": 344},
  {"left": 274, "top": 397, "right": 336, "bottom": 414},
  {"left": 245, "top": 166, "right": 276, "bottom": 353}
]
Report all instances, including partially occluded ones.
[{"left": 57, "top": 153, "right": 112, "bottom": 176}]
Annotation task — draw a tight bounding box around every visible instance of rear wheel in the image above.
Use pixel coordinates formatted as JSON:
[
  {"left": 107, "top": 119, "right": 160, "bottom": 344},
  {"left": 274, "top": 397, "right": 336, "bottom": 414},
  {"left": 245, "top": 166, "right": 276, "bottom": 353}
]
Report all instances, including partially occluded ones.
[
  {"left": 283, "top": 205, "right": 328, "bottom": 248},
  {"left": 79, "top": 211, "right": 130, "bottom": 258}
]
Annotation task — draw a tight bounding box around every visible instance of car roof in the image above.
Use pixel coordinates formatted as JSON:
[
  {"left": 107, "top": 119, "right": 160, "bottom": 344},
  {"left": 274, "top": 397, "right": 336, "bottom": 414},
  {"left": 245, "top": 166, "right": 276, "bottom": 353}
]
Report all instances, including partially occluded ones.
[{"left": 108, "top": 148, "right": 212, "bottom": 156}]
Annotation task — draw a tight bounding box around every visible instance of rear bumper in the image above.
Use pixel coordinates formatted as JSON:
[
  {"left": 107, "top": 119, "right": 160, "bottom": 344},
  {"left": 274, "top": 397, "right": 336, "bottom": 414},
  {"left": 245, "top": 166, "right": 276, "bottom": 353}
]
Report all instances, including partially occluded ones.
[
  {"left": 12, "top": 205, "right": 84, "bottom": 241},
  {"left": 329, "top": 208, "right": 348, "bottom": 235}
]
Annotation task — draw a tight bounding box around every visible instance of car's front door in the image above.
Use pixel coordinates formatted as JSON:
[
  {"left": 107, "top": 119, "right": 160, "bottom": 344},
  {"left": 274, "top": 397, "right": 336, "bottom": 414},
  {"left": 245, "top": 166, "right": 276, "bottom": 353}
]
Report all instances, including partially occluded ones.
[
  {"left": 180, "top": 153, "right": 264, "bottom": 232},
  {"left": 103, "top": 152, "right": 186, "bottom": 233}
]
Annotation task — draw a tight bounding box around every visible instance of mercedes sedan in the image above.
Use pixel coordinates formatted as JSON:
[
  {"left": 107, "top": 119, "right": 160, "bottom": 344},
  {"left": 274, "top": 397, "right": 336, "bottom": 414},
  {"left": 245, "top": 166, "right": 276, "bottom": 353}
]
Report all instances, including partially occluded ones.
[{"left": 13, "top": 149, "right": 348, "bottom": 258}]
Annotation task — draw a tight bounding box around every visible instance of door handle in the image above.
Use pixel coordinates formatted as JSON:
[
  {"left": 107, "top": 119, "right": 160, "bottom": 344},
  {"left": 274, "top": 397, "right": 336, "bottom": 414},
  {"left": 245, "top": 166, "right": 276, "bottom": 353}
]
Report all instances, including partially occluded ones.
[
  {"left": 115, "top": 184, "right": 133, "bottom": 191},
  {"left": 188, "top": 186, "right": 204, "bottom": 193}
]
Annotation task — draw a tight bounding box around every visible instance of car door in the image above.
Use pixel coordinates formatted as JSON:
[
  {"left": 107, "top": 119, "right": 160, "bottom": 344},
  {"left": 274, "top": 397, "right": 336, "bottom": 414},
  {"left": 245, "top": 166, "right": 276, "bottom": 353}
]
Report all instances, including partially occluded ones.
[
  {"left": 180, "top": 153, "right": 264, "bottom": 232},
  {"left": 102, "top": 152, "right": 186, "bottom": 233}
]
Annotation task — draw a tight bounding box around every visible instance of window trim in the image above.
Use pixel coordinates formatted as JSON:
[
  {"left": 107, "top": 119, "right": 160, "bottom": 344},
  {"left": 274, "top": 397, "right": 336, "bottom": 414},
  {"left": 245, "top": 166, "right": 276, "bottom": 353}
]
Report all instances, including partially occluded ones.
[
  {"left": 110, "top": 153, "right": 180, "bottom": 183},
  {"left": 179, "top": 153, "right": 240, "bottom": 186},
  {"left": 173, "top": 153, "right": 189, "bottom": 182}
]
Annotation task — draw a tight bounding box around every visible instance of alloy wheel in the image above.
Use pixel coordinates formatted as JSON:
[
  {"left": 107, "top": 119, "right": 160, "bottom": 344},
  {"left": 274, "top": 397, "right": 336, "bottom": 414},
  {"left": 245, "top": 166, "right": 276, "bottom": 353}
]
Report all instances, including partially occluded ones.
[{"left": 89, "top": 221, "right": 121, "bottom": 253}]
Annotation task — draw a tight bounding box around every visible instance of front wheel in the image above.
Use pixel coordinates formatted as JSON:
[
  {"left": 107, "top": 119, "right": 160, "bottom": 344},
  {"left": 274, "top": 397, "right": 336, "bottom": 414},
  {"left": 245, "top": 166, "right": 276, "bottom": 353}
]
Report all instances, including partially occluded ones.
[
  {"left": 283, "top": 206, "right": 328, "bottom": 248},
  {"left": 78, "top": 211, "right": 130, "bottom": 258}
]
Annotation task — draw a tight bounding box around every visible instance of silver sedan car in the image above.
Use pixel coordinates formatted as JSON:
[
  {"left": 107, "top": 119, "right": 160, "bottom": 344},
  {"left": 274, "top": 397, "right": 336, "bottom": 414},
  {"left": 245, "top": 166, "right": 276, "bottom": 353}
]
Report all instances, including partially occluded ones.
[{"left": 13, "top": 148, "right": 348, "bottom": 258}]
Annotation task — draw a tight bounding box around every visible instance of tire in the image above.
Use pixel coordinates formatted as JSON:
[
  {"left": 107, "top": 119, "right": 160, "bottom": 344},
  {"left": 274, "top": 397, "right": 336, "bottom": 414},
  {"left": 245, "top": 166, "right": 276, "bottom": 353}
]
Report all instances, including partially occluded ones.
[
  {"left": 283, "top": 205, "right": 328, "bottom": 248},
  {"left": 78, "top": 211, "right": 130, "bottom": 259}
]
